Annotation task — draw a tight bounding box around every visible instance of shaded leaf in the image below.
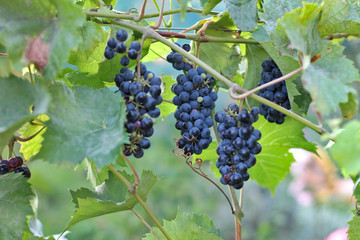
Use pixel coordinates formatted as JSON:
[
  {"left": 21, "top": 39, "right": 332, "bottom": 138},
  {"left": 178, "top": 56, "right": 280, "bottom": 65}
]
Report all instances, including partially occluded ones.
[
  {"left": 0, "top": 174, "right": 34, "bottom": 240},
  {"left": 35, "top": 84, "right": 127, "bottom": 168},
  {"left": 0, "top": 76, "right": 50, "bottom": 151},
  {"left": 158, "top": 76, "right": 176, "bottom": 119},
  {"left": 340, "top": 91, "right": 358, "bottom": 119},
  {"left": 224, "top": 0, "right": 258, "bottom": 31},
  {"left": 75, "top": 158, "right": 109, "bottom": 188},
  {"left": 65, "top": 72, "right": 105, "bottom": 88},
  {"left": 66, "top": 170, "right": 157, "bottom": 231},
  {"left": 0, "top": 0, "right": 85, "bottom": 81},
  {"left": 77, "top": 21, "right": 106, "bottom": 57},
  {"left": 330, "top": 120, "right": 360, "bottom": 177},
  {"left": 202, "top": 0, "right": 222, "bottom": 16},
  {"left": 302, "top": 44, "right": 360, "bottom": 114},
  {"left": 347, "top": 210, "right": 360, "bottom": 240},
  {"left": 142, "top": 209, "right": 222, "bottom": 240},
  {"left": 250, "top": 116, "right": 317, "bottom": 193}
]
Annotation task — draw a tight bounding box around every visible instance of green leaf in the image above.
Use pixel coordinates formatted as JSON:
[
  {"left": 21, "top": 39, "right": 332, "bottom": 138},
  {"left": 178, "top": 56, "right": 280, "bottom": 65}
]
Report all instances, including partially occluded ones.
[
  {"left": 193, "top": 141, "right": 221, "bottom": 178},
  {"left": 243, "top": 44, "right": 270, "bottom": 106},
  {"left": 330, "top": 120, "right": 360, "bottom": 177},
  {"left": 270, "top": 3, "right": 323, "bottom": 57},
  {"left": 302, "top": 44, "right": 360, "bottom": 114},
  {"left": 318, "top": 0, "right": 360, "bottom": 37},
  {"left": 261, "top": 42, "right": 310, "bottom": 115},
  {"left": 35, "top": 84, "right": 127, "bottom": 168},
  {"left": 141, "top": 42, "right": 171, "bottom": 63},
  {"left": 202, "top": 0, "right": 222, "bottom": 16},
  {"left": 77, "top": 21, "right": 106, "bottom": 57},
  {"left": 75, "top": 158, "right": 109, "bottom": 188},
  {"left": 224, "top": 0, "right": 258, "bottom": 31},
  {"left": 66, "top": 170, "right": 157, "bottom": 231},
  {"left": 19, "top": 114, "right": 49, "bottom": 160},
  {"left": 65, "top": 72, "right": 105, "bottom": 88},
  {"left": 142, "top": 209, "right": 222, "bottom": 240},
  {"left": 250, "top": 116, "right": 317, "bottom": 193},
  {"left": 252, "top": 25, "right": 270, "bottom": 42},
  {"left": 198, "top": 13, "right": 241, "bottom": 82},
  {"left": 347, "top": 210, "right": 360, "bottom": 240},
  {"left": 340, "top": 91, "right": 358, "bottom": 119},
  {"left": 158, "top": 76, "right": 176, "bottom": 119},
  {"left": 0, "top": 174, "right": 34, "bottom": 240},
  {"left": 0, "top": 76, "right": 50, "bottom": 151},
  {"left": 0, "top": 0, "right": 85, "bottom": 81}
]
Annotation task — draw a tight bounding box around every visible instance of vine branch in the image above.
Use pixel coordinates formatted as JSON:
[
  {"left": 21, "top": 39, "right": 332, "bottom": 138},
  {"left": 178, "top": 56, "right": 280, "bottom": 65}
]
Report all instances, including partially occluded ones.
[{"left": 131, "top": 209, "right": 162, "bottom": 240}]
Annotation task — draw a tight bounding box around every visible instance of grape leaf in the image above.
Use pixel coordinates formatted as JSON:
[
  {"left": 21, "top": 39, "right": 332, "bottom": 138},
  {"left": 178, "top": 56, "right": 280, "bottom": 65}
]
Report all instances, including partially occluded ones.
[
  {"left": 0, "top": 174, "right": 34, "bottom": 240},
  {"left": 261, "top": 42, "right": 310, "bottom": 115},
  {"left": 202, "top": 0, "right": 222, "bottom": 16},
  {"left": 261, "top": 0, "right": 318, "bottom": 32},
  {"left": 250, "top": 116, "right": 317, "bottom": 193},
  {"left": 302, "top": 44, "right": 360, "bottom": 114},
  {"left": 19, "top": 114, "right": 49, "bottom": 160},
  {"left": 0, "top": 76, "right": 50, "bottom": 151},
  {"left": 198, "top": 13, "right": 241, "bottom": 82},
  {"left": 65, "top": 72, "right": 105, "bottom": 88},
  {"left": 65, "top": 170, "right": 157, "bottom": 231},
  {"left": 142, "top": 209, "right": 222, "bottom": 240},
  {"left": 35, "top": 84, "right": 127, "bottom": 168},
  {"left": 318, "top": 0, "right": 360, "bottom": 37},
  {"left": 141, "top": 42, "right": 171, "bottom": 63},
  {"left": 77, "top": 21, "right": 106, "bottom": 57},
  {"left": 158, "top": 75, "right": 177, "bottom": 119},
  {"left": 329, "top": 120, "right": 360, "bottom": 177},
  {"left": 193, "top": 141, "right": 221, "bottom": 178},
  {"left": 224, "top": 0, "right": 258, "bottom": 31},
  {"left": 347, "top": 210, "right": 360, "bottom": 240},
  {"left": 0, "top": 0, "right": 85, "bottom": 81},
  {"left": 243, "top": 44, "right": 271, "bottom": 107},
  {"left": 270, "top": 3, "right": 323, "bottom": 57},
  {"left": 75, "top": 158, "right": 109, "bottom": 188},
  {"left": 340, "top": 91, "right": 358, "bottom": 119}
]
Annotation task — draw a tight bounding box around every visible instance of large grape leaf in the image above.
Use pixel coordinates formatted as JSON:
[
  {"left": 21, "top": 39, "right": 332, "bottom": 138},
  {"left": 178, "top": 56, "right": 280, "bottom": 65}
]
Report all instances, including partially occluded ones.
[
  {"left": 0, "top": 0, "right": 85, "bottom": 81},
  {"left": 0, "top": 174, "right": 34, "bottom": 240},
  {"left": 318, "top": 0, "right": 360, "bottom": 37},
  {"left": 0, "top": 76, "right": 50, "bottom": 151},
  {"left": 198, "top": 13, "right": 241, "bottom": 82},
  {"left": 141, "top": 42, "right": 171, "bottom": 63},
  {"left": 142, "top": 209, "right": 222, "bottom": 240},
  {"left": 158, "top": 75, "right": 177, "bottom": 119},
  {"left": 302, "top": 44, "right": 360, "bottom": 114},
  {"left": 65, "top": 170, "right": 157, "bottom": 232},
  {"left": 224, "top": 0, "right": 258, "bottom": 31},
  {"left": 35, "top": 84, "right": 127, "bottom": 168},
  {"left": 270, "top": 3, "right": 323, "bottom": 58},
  {"left": 249, "top": 116, "right": 317, "bottom": 193},
  {"left": 261, "top": 42, "right": 311, "bottom": 115},
  {"left": 77, "top": 21, "right": 106, "bottom": 57},
  {"left": 348, "top": 210, "right": 360, "bottom": 240},
  {"left": 65, "top": 72, "right": 105, "bottom": 88},
  {"left": 261, "top": 0, "right": 319, "bottom": 32},
  {"left": 329, "top": 120, "right": 360, "bottom": 177}
]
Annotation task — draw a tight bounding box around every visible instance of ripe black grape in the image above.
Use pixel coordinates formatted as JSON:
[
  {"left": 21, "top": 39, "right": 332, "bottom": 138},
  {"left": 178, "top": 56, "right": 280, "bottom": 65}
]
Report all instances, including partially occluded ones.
[
  {"left": 258, "top": 58, "right": 291, "bottom": 124},
  {"left": 215, "top": 105, "right": 261, "bottom": 189},
  {"left": 0, "top": 157, "right": 30, "bottom": 178}
]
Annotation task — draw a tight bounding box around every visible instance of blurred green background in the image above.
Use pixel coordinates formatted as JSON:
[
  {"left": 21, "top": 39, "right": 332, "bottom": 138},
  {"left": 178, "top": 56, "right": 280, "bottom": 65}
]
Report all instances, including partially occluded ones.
[{"left": 14, "top": 1, "right": 360, "bottom": 239}]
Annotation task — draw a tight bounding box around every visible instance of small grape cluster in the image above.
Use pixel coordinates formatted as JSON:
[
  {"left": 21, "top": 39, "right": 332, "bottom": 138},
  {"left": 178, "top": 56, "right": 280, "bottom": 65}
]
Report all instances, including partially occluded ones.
[
  {"left": 0, "top": 157, "right": 30, "bottom": 178},
  {"left": 104, "top": 29, "right": 141, "bottom": 66},
  {"left": 104, "top": 29, "right": 163, "bottom": 158},
  {"left": 214, "top": 104, "right": 261, "bottom": 189},
  {"left": 257, "top": 58, "right": 291, "bottom": 124},
  {"left": 166, "top": 43, "right": 193, "bottom": 71}
]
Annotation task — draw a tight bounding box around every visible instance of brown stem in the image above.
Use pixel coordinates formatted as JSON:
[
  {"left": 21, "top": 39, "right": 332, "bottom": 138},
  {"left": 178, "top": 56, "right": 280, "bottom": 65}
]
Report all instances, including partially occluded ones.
[
  {"left": 121, "top": 153, "right": 140, "bottom": 187},
  {"left": 28, "top": 65, "right": 34, "bottom": 84},
  {"left": 14, "top": 127, "right": 45, "bottom": 142},
  {"left": 0, "top": 53, "right": 8, "bottom": 56},
  {"left": 151, "top": 0, "right": 165, "bottom": 29},
  {"left": 134, "top": 0, "right": 148, "bottom": 22},
  {"left": 131, "top": 209, "right": 162, "bottom": 240},
  {"left": 229, "top": 67, "right": 303, "bottom": 100}
]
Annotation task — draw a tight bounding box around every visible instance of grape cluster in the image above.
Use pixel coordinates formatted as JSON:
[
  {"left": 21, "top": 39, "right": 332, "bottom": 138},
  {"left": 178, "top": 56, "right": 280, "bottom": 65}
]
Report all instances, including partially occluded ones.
[
  {"left": 214, "top": 104, "right": 261, "bottom": 189},
  {"left": 257, "top": 58, "right": 291, "bottom": 124},
  {"left": 0, "top": 157, "right": 30, "bottom": 178},
  {"left": 104, "top": 29, "right": 162, "bottom": 158},
  {"left": 104, "top": 29, "right": 141, "bottom": 66},
  {"left": 168, "top": 43, "right": 218, "bottom": 155}
]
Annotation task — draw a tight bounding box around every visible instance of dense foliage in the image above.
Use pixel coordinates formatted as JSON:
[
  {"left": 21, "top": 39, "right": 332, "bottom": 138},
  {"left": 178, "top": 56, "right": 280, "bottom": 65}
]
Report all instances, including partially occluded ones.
[{"left": 0, "top": 0, "right": 360, "bottom": 239}]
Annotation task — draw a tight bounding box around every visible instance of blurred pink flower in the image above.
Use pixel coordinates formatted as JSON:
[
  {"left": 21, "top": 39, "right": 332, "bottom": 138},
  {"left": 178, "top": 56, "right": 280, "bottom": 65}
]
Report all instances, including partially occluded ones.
[{"left": 324, "top": 227, "right": 348, "bottom": 240}]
